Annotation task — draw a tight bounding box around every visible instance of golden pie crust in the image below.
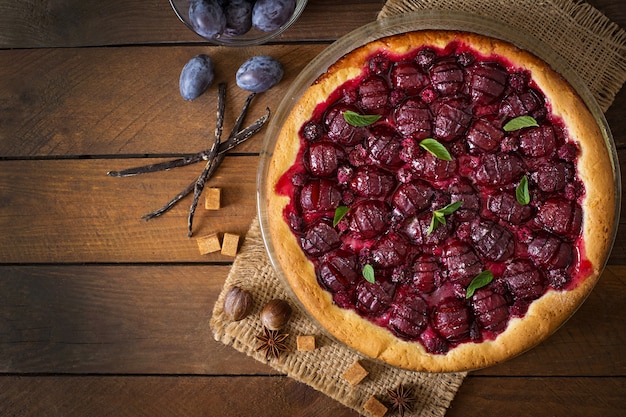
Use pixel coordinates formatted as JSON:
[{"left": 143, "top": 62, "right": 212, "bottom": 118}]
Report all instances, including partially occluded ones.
[{"left": 265, "top": 30, "right": 615, "bottom": 372}]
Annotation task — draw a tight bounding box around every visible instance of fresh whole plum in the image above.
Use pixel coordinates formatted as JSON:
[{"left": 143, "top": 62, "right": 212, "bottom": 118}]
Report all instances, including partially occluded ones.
[
  {"left": 223, "top": 0, "right": 253, "bottom": 37},
  {"left": 179, "top": 54, "right": 215, "bottom": 101},
  {"left": 236, "top": 55, "right": 284, "bottom": 92},
  {"left": 252, "top": 0, "right": 297, "bottom": 32},
  {"left": 188, "top": 0, "right": 227, "bottom": 39}
]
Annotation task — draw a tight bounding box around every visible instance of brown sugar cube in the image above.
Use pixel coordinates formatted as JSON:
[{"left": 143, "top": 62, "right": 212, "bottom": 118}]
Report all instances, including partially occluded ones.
[
  {"left": 221, "top": 233, "right": 240, "bottom": 257},
  {"left": 296, "top": 335, "right": 316, "bottom": 351},
  {"left": 363, "top": 396, "right": 388, "bottom": 417},
  {"left": 196, "top": 233, "right": 221, "bottom": 255},
  {"left": 204, "top": 188, "right": 221, "bottom": 210},
  {"left": 342, "top": 360, "right": 368, "bottom": 386}
]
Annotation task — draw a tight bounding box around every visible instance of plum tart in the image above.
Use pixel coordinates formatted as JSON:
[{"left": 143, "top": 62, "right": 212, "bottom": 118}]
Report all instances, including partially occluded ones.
[{"left": 265, "top": 30, "right": 616, "bottom": 372}]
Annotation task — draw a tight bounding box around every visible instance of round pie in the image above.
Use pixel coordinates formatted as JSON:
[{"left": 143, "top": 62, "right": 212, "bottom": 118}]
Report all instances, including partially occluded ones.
[{"left": 264, "top": 30, "right": 616, "bottom": 372}]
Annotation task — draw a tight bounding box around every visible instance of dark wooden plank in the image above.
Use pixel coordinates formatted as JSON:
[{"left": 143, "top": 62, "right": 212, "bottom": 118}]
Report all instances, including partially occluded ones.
[
  {"left": 606, "top": 84, "right": 626, "bottom": 146},
  {"left": 588, "top": 0, "right": 626, "bottom": 27},
  {"left": 0, "top": 375, "right": 623, "bottom": 417},
  {"left": 0, "top": 157, "right": 258, "bottom": 263},
  {"left": 0, "top": 0, "right": 622, "bottom": 49},
  {"left": 607, "top": 224, "right": 626, "bottom": 265},
  {"left": 0, "top": 44, "right": 326, "bottom": 157},
  {"left": 0, "top": 0, "right": 384, "bottom": 48},
  {"left": 0, "top": 376, "right": 359, "bottom": 417},
  {"left": 0, "top": 264, "right": 623, "bottom": 375},
  {"left": 448, "top": 376, "right": 626, "bottom": 417},
  {"left": 0, "top": 264, "right": 271, "bottom": 375}
]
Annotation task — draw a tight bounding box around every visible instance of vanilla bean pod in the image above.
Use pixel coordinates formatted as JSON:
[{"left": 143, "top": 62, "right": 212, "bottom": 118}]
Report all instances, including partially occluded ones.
[
  {"left": 200, "top": 92, "right": 263, "bottom": 173},
  {"left": 106, "top": 132, "right": 230, "bottom": 178},
  {"left": 198, "top": 105, "right": 271, "bottom": 184},
  {"left": 107, "top": 93, "right": 257, "bottom": 177},
  {"left": 225, "top": 106, "right": 270, "bottom": 149},
  {"left": 107, "top": 154, "right": 202, "bottom": 177},
  {"left": 187, "top": 83, "right": 227, "bottom": 237},
  {"left": 141, "top": 182, "right": 195, "bottom": 221},
  {"left": 139, "top": 108, "right": 269, "bottom": 222},
  {"left": 230, "top": 92, "right": 256, "bottom": 138}
]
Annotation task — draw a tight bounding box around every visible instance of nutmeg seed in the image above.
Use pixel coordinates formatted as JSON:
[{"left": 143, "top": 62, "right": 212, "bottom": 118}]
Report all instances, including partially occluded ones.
[
  {"left": 260, "top": 299, "right": 292, "bottom": 330},
  {"left": 223, "top": 286, "right": 253, "bottom": 321}
]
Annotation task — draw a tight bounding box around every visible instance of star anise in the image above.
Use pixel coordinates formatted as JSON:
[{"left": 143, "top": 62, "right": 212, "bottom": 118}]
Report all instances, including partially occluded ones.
[
  {"left": 387, "top": 385, "right": 416, "bottom": 417},
  {"left": 255, "top": 326, "right": 289, "bottom": 360}
]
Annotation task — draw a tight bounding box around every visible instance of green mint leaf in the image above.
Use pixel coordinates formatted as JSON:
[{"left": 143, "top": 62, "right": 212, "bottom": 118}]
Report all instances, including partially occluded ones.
[
  {"left": 333, "top": 205, "right": 350, "bottom": 227},
  {"left": 342, "top": 110, "right": 382, "bottom": 127},
  {"left": 428, "top": 201, "right": 462, "bottom": 235},
  {"left": 436, "top": 201, "right": 463, "bottom": 216},
  {"left": 362, "top": 264, "right": 375, "bottom": 283},
  {"left": 516, "top": 175, "right": 530, "bottom": 205},
  {"left": 427, "top": 214, "right": 439, "bottom": 236},
  {"left": 503, "top": 115, "right": 539, "bottom": 132},
  {"left": 466, "top": 270, "right": 495, "bottom": 298},
  {"left": 419, "top": 138, "right": 452, "bottom": 161}
]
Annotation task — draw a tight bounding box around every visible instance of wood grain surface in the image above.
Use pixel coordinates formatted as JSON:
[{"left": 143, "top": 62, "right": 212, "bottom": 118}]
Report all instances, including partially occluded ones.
[{"left": 0, "top": 0, "right": 624, "bottom": 416}]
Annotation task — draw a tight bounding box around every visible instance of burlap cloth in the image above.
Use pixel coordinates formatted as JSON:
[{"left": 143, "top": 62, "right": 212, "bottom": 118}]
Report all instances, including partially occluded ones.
[{"left": 211, "top": 1, "right": 626, "bottom": 416}]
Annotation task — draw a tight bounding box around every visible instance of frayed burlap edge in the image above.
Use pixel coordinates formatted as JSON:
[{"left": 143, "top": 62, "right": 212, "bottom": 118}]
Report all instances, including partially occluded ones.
[
  {"left": 211, "top": 1, "right": 626, "bottom": 416},
  {"left": 378, "top": 0, "right": 626, "bottom": 112},
  {"left": 211, "top": 217, "right": 465, "bottom": 417}
]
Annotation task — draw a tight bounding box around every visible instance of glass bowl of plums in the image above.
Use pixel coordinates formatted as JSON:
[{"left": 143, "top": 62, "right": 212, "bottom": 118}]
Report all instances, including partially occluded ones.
[{"left": 169, "top": 0, "right": 308, "bottom": 46}]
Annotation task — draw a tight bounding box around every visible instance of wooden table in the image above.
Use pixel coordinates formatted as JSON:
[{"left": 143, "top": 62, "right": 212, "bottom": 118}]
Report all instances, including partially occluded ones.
[{"left": 0, "top": 1, "right": 624, "bottom": 415}]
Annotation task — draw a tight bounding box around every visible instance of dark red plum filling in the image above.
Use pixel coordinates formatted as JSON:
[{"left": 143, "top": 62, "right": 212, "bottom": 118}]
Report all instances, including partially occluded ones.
[{"left": 276, "top": 40, "right": 589, "bottom": 354}]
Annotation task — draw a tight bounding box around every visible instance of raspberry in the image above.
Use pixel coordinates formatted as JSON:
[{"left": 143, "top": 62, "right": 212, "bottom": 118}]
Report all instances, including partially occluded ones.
[
  {"left": 457, "top": 51, "right": 475, "bottom": 67},
  {"left": 420, "top": 87, "right": 438, "bottom": 103},
  {"left": 302, "top": 121, "right": 323, "bottom": 141},
  {"left": 337, "top": 165, "right": 354, "bottom": 184},
  {"left": 557, "top": 143, "right": 579, "bottom": 161},
  {"left": 508, "top": 72, "right": 528, "bottom": 91},
  {"left": 369, "top": 54, "right": 391, "bottom": 75},
  {"left": 416, "top": 48, "right": 436, "bottom": 68}
]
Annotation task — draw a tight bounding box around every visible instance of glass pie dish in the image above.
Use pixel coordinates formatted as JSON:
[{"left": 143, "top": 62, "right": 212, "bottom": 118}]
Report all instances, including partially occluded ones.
[{"left": 256, "top": 10, "right": 620, "bottom": 372}]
